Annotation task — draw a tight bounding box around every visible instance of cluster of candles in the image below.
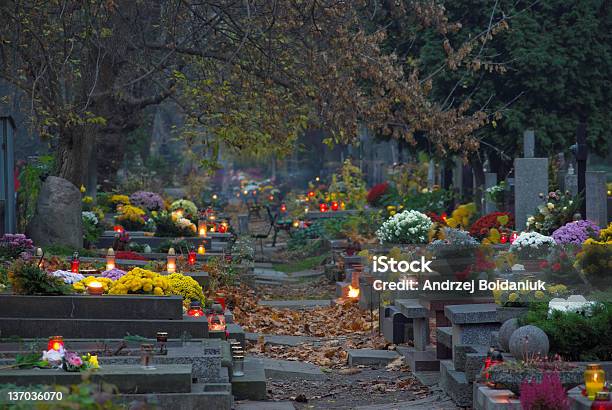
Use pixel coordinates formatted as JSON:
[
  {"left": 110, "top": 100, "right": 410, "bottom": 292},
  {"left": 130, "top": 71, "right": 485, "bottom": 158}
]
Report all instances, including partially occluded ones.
[
  {"left": 318, "top": 201, "right": 344, "bottom": 212},
  {"left": 186, "top": 300, "right": 227, "bottom": 332},
  {"left": 499, "top": 231, "right": 519, "bottom": 244}
]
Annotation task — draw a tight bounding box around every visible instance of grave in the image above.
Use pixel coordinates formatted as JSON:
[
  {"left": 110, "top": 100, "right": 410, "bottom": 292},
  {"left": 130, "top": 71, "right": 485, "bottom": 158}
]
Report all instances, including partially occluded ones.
[
  {"left": 0, "top": 364, "right": 193, "bottom": 394},
  {"left": 231, "top": 358, "right": 267, "bottom": 401},
  {"left": 586, "top": 171, "right": 608, "bottom": 227},
  {"left": 0, "top": 294, "right": 208, "bottom": 339},
  {"left": 437, "top": 303, "right": 502, "bottom": 407},
  {"left": 514, "top": 130, "right": 548, "bottom": 229}
]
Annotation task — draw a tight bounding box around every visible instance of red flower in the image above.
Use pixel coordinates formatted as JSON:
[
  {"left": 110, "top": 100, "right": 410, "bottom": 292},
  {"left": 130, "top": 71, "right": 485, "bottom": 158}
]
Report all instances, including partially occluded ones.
[
  {"left": 115, "top": 251, "right": 148, "bottom": 261},
  {"left": 366, "top": 182, "right": 389, "bottom": 205},
  {"left": 552, "top": 263, "right": 561, "bottom": 272},
  {"left": 539, "top": 261, "right": 549, "bottom": 269},
  {"left": 469, "top": 212, "right": 515, "bottom": 239}
]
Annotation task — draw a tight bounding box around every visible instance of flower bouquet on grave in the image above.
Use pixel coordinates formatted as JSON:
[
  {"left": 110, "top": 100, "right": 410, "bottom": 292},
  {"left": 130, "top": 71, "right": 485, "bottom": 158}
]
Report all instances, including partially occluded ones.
[
  {"left": 62, "top": 351, "right": 99, "bottom": 372},
  {"left": 509, "top": 231, "right": 556, "bottom": 271},
  {"left": 426, "top": 228, "right": 480, "bottom": 280}
]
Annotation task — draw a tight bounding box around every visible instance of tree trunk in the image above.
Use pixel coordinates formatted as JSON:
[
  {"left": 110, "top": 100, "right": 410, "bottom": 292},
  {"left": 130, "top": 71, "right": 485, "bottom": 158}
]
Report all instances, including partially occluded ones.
[
  {"left": 56, "top": 126, "right": 96, "bottom": 188},
  {"left": 469, "top": 154, "right": 486, "bottom": 212}
]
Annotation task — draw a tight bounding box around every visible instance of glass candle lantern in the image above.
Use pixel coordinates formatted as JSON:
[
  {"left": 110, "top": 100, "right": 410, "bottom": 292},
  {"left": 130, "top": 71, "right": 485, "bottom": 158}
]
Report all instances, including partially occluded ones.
[
  {"left": 207, "top": 303, "right": 226, "bottom": 331},
  {"left": 592, "top": 392, "right": 612, "bottom": 410},
  {"left": 585, "top": 364, "right": 606, "bottom": 400},
  {"left": 105, "top": 248, "right": 116, "bottom": 271},
  {"left": 198, "top": 219, "right": 207, "bottom": 237},
  {"left": 331, "top": 201, "right": 339, "bottom": 211},
  {"left": 510, "top": 231, "right": 518, "bottom": 243},
  {"left": 70, "top": 252, "right": 80, "bottom": 273},
  {"left": 280, "top": 203, "right": 287, "bottom": 213},
  {"left": 87, "top": 281, "right": 104, "bottom": 296},
  {"left": 218, "top": 222, "right": 228, "bottom": 233},
  {"left": 35, "top": 247, "right": 44, "bottom": 269},
  {"left": 340, "top": 201, "right": 346, "bottom": 211},
  {"left": 167, "top": 248, "right": 177, "bottom": 274},
  {"left": 197, "top": 243, "right": 206, "bottom": 255},
  {"left": 113, "top": 225, "right": 123, "bottom": 233},
  {"left": 47, "top": 336, "right": 64, "bottom": 352},
  {"left": 187, "top": 301, "right": 204, "bottom": 317},
  {"left": 188, "top": 248, "right": 196, "bottom": 265},
  {"left": 319, "top": 203, "right": 327, "bottom": 213},
  {"left": 156, "top": 331, "right": 168, "bottom": 355},
  {"left": 140, "top": 343, "right": 155, "bottom": 370},
  {"left": 500, "top": 233, "right": 508, "bottom": 244}
]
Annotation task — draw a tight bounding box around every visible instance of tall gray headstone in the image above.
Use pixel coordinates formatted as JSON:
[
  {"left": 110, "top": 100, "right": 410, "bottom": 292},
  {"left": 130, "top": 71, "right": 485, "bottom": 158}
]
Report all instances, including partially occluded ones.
[
  {"left": 565, "top": 164, "right": 578, "bottom": 196},
  {"left": 586, "top": 171, "right": 607, "bottom": 226},
  {"left": 427, "top": 159, "right": 436, "bottom": 189},
  {"left": 238, "top": 214, "right": 249, "bottom": 234},
  {"left": 484, "top": 172, "right": 498, "bottom": 213},
  {"left": 0, "top": 116, "right": 16, "bottom": 234},
  {"left": 514, "top": 158, "right": 548, "bottom": 230},
  {"left": 523, "top": 130, "right": 535, "bottom": 158}
]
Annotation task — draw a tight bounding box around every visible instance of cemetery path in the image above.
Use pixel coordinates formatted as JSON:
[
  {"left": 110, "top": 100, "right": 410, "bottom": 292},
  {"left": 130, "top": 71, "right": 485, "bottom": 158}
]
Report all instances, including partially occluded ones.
[{"left": 228, "top": 274, "right": 458, "bottom": 409}]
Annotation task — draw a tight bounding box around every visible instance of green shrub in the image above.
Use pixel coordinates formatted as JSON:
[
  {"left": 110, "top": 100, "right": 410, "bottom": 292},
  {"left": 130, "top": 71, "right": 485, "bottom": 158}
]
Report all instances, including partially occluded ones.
[{"left": 520, "top": 302, "right": 612, "bottom": 361}]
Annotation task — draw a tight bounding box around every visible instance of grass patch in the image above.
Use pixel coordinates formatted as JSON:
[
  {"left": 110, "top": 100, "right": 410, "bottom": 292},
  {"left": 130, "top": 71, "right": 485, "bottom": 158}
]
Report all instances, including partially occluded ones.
[{"left": 274, "top": 253, "right": 328, "bottom": 273}]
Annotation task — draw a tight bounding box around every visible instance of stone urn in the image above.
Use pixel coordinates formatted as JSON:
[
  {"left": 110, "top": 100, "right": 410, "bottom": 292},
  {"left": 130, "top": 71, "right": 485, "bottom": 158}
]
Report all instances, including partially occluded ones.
[{"left": 488, "top": 366, "right": 585, "bottom": 395}]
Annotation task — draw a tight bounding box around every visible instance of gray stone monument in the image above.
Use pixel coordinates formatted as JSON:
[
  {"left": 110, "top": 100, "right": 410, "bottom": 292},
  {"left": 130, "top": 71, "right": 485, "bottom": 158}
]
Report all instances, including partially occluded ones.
[
  {"left": 0, "top": 115, "right": 16, "bottom": 234},
  {"left": 586, "top": 171, "right": 608, "bottom": 226},
  {"left": 514, "top": 132, "right": 548, "bottom": 230},
  {"left": 565, "top": 164, "right": 578, "bottom": 196},
  {"left": 484, "top": 172, "right": 498, "bottom": 213},
  {"left": 238, "top": 214, "right": 249, "bottom": 234},
  {"left": 523, "top": 130, "right": 535, "bottom": 158}
]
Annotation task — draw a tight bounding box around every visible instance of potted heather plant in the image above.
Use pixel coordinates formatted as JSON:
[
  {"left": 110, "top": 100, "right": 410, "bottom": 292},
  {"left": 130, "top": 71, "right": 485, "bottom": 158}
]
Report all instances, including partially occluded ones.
[{"left": 519, "top": 372, "right": 570, "bottom": 410}]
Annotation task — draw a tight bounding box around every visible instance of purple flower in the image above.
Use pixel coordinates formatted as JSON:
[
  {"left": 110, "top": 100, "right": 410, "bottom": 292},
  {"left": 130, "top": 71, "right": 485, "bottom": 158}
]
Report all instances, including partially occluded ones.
[
  {"left": 129, "top": 191, "right": 165, "bottom": 211},
  {"left": 101, "top": 268, "right": 126, "bottom": 281},
  {"left": 64, "top": 351, "right": 83, "bottom": 367},
  {"left": 0, "top": 234, "right": 34, "bottom": 259},
  {"left": 552, "top": 220, "right": 600, "bottom": 245}
]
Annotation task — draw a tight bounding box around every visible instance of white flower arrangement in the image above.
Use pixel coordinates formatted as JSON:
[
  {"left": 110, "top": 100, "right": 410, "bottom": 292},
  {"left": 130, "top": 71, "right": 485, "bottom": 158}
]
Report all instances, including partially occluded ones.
[
  {"left": 509, "top": 231, "right": 555, "bottom": 259},
  {"left": 82, "top": 211, "right": 99, "bottom": 225},
  {"left": 376, "top": 209, "right": 432, "bottom": 244},
  {"left": 176, "top": 217, "right": 196, "bottom": 231},
  {"left": 51, "top": 270, "right": 85, "bottom": 284},
  {"left": 548, "top": 295, "right": 597, "bottom": 317}
]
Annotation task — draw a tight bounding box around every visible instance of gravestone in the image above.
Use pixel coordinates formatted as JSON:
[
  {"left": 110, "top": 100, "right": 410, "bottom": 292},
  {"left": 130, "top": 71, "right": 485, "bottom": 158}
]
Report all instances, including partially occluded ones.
[
  {"left": 514, "top": 158, "right": 548, "bottom": 230},
  {"left": 0, "top": 115, "right": 16, "bottom": 234},
  {"left": 565, "top": 164, "right": 578, "bottom": 196},
  {"left": 238, "top": 214, "right": 249, "bottom": 234},
  {"left": 484, "top": 172, "right": 498, "bottom": 213},
  {"left": 586, "top": 171, "right": 607, "bottom": 226},
  {"left": 27, "top": 176, "right": 83, "bottom": 248},
  {"left": 523, "top": 130, "right": 535, "bottom": 158}
]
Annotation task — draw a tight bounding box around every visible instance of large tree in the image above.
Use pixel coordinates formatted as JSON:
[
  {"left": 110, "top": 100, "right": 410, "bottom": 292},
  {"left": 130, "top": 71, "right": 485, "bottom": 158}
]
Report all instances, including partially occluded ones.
[
  {"left": 389, "top": 0, "right": 611, "bottom": 171},
  {"left": 1, "top": 0, "right": 501, "bottom": 188}
]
